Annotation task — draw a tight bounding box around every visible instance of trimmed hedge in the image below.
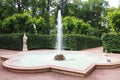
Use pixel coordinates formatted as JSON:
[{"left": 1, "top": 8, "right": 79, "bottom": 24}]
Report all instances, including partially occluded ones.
[
  {"left": 102, "top": 33, "right": 120, "bottom": 53},
  {"left": 0, "top": 34, "right": 23, "bottom": 50},
  {"left": 27, "top": 34, "right": 56, "bottom": 50},
  {"left": 64, "top": 34, "right": 102, "bottom": 50},
  {"left": 0, "top": 34, "right": 102, "bottom": 50}
]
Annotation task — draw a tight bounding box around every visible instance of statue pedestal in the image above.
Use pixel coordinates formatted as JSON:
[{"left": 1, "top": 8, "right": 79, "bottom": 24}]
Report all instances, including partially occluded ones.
[{"left": 22, "top": 45, "right": 28, "bottom": 51}]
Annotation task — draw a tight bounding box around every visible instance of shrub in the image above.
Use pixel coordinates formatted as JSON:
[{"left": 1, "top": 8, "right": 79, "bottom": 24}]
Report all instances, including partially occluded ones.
[
  {"left": 27, "top": 34, "right": 101, "bottom": 50},
  {"left": 27, "top": 34, "right": 56, "bottom": 50},
  {"left": 0, "top": 34, "right": 23, "bottom": 50},
  {"left": 64, "top": 34, "right": 102, "bottom": 50},
  {"left": 0, "top": 34, "right": 102, "bottom": 51},
  {"left": 0, "top": 20, "right": 2, "bottom": 33},
  {"left": 102, "top": 33, "right": 120, "bottom": 53}
]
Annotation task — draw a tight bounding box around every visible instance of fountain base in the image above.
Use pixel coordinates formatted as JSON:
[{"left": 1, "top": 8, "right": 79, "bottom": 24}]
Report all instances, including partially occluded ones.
[
  {"left": 1, "top": 51, "right": 120, "bottom": 77},
  {"left": 54, "top": 54, "right": 65, "bottom": 61}
]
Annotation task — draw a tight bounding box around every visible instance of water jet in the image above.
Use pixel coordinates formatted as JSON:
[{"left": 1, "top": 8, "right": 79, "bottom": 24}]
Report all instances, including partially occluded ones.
[{"left": 54, "top": 10, "right": 65, "bottom": 61}]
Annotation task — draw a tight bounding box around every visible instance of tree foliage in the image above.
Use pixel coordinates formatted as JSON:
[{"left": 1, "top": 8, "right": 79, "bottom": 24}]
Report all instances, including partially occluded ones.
[
  {"left": 0, "top": 0, "right": 119, "bottom": 36},
  {"left": 107, "top": 11, "right": 120, "bottom": 33},
  {"left": 63, "top": 16, "right": 93, "bottom": 35},
  {"left": 2, "top": 13, "right": 46, "bottom": 34}
]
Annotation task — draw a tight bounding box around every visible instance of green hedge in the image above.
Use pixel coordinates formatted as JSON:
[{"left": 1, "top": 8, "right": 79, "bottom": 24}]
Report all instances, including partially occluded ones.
[
  {"left": 0, "top": 34, "right": 23, "bottom": 50},
  {"left": 27, "top": 34, "right": 56, "bottom": 50},
  {"left": 64, "top": 34, "right": 102, "bottom": 50},
  {"left": 102, "top": 33, "right": 120, "bottom": 53},
  {"left": 0, "top": 34, "right": 102, "bottom": 50}
]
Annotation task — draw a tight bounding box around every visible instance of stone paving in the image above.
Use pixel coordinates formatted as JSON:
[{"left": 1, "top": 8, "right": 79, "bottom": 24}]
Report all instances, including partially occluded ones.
[{"left": 0, "top": 47, "right": 120, "bottom": 80}]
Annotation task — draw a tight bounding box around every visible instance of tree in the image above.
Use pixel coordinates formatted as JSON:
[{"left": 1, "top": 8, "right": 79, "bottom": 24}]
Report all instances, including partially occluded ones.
[
  {"left": 0, "top": 0, "right": 113, "bottom": 36},
  {"left": 107, "top": 11, "right": 120, "bottom": 33},
  {"left": 81, "top": 0, "right": 109, "bottom": 36},
  {"left": 76, "top": 19, "right": 93, "bottom": 35},
  {"left": 63, "top": 16, "right": 76, "bottom": 34},
  {"left": 63, "top": 16, "right": 93, "bottom": 35},
  {"left": 4, "top": 0, "right": 30, "bottom": 13},
  {"left": 2, "top": 13, "right": 31, "bottom": 33},
  {"left": 29, "top": 0, "right": 53, "bottom": 34},
  {"left": 59, "top": 0, "right": 109, "bottom": 36},
  {"left": 2, "top": 15, "right": 18, "bottom": 33},
  {"left": 34, "top": 17, "right": 46, "bottom": 34},
  {"left": 0, "top": 0, "right": 16, "bottom": 20}
]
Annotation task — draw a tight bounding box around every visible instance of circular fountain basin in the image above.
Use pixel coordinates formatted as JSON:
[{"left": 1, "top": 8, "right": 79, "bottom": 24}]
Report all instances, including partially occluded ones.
[{"left": 2, "top": 51, "right": 120, "bottom": 77}]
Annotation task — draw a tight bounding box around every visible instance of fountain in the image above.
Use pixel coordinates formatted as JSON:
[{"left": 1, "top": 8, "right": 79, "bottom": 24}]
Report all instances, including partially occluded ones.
[
  {"left": 54, "top": 10, "right": 65, "bottom": 61},
  {"left": 1, "top": 10, "right": 120, "bottom": 77}
]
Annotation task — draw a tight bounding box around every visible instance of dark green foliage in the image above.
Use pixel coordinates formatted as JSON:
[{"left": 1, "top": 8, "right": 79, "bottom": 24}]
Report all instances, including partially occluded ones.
[
  {"left": 0, "top": 34, "right": 102, "bottom": 51},
  {"left": 0, "top": 0, "right": 110, "bottom": 36},
  {"left": 102, "top": 33, "right": 120, "bottom": 53},
  {"left": 27, "top": 34, "right": 56, "bottom": 50},
  {"left": 107, "top": 11, "right": 120, "bottom": 33},
  {"left": 0, "top": 20, "right": 2, "bottom": 33},
  {"left": 64, "top": 34, "right": 102, "bottom": 50},
  {"left": 63, "top": 16, "right": 94, "bottom": 36},
  {"left": 27, "top": 34, "right": 102, "bottom": 50},
  {"left": 1, "top": 13, "right": 47, "bottom": 34},
  {"left": 2, "top": 13, "right": 31, "bottom": 34},
  {"left": 0, "top": 34, "right": 23, "bottom": 50}
]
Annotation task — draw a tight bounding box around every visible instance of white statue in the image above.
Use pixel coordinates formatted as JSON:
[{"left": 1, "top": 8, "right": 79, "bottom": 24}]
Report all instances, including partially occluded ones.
[{"left": 22, "top": 33, "right": 28, "bottom": 51}]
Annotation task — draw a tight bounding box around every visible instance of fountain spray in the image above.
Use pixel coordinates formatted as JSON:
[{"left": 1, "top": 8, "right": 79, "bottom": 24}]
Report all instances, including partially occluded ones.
[{"left": 54, "top": 10, "right": 65, "bottom": 61}]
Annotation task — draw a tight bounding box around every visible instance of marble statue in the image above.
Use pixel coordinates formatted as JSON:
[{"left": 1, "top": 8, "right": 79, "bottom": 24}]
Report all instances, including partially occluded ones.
[{"left": 22, "top": 33, "right": 28, "bottom": 51}]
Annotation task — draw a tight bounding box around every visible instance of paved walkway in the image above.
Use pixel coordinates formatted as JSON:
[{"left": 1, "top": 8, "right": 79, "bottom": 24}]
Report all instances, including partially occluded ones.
[{"left": 0, "top": 47, "right": 120, "bottom": 80}]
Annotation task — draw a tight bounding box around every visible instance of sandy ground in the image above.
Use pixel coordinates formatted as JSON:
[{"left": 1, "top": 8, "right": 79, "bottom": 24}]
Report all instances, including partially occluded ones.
[{"left": 0, "top": 47, "right": 120, "bottom": 80}]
